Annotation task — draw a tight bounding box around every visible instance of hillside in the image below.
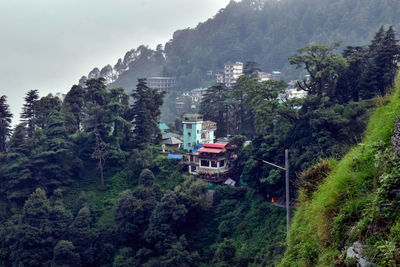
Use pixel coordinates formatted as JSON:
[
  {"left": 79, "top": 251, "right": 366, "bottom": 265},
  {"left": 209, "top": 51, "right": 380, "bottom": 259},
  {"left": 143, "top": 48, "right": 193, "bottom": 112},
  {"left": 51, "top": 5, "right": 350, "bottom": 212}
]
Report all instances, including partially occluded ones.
[
  {"left": 81, "top": 0, "right": 400, "bottom": 91},
  {"left": 280, "top": 73, "right": 400, "bottom": 266}
]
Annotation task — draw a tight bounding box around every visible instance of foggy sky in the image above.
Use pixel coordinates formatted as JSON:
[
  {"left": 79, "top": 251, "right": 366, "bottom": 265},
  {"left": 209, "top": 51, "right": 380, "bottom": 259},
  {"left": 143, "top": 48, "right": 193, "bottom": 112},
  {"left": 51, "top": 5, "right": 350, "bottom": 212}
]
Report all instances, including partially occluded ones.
[{"left": 0, "top": 0, "right": 231, "bottom": 123}]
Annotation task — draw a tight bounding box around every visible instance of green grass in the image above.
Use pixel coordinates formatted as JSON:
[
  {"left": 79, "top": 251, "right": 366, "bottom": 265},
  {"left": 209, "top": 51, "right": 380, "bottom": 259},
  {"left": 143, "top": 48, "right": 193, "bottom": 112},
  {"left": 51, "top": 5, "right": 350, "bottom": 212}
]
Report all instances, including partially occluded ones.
[{"left": 280, "top": 73, "right": 400, "bottom": 266}]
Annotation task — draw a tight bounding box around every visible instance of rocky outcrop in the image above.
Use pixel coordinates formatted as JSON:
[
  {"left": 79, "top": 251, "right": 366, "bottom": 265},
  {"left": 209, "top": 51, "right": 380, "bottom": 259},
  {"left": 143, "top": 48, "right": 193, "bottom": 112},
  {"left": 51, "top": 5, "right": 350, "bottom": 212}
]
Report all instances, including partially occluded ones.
[
  {"left": 79, "top": 45, "right": 164, "bottom": 86},
  {"left": 346, "top": 242, "right": 373, "bottom": 267},
  {"left": 392, "top": 113, "right": 400, "bottom": 157}
]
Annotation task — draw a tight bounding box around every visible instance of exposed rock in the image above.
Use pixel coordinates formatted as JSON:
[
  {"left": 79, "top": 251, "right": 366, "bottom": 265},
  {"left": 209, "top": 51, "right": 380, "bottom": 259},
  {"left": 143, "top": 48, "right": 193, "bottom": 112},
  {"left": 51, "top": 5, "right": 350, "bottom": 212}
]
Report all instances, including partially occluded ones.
[
  {"left": 392, "top": 113, "right": 400, "bottom": 157},
  {"left": 78, "top": 76, "right": 87, "bottom": 86},
  {"left": 88, "top": 67, "right": 100, "bottom": 79},
  {"left": 346, "top": 241, "right": 373, "bottom": 267}
]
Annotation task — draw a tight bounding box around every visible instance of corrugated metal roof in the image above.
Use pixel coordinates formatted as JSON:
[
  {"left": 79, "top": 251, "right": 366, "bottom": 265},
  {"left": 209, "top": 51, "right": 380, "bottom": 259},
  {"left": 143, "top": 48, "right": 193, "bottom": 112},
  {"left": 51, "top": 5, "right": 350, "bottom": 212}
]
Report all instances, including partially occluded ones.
[
  {"left": 197, "top": 147, "right": 223, "bottom": 153},
  {"left": 202, "top": 143, "right": 226, "bottom": 148},
  {"left": 163, "top": 137, "right": 183, "bottom": 145}
]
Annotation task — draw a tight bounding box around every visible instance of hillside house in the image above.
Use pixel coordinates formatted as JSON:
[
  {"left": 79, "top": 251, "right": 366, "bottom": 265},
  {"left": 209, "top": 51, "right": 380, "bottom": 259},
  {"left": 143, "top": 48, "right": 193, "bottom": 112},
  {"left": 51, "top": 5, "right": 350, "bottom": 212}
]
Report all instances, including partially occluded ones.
[{"left": 187, "top": 143, "right": 235, "bottom": 183}]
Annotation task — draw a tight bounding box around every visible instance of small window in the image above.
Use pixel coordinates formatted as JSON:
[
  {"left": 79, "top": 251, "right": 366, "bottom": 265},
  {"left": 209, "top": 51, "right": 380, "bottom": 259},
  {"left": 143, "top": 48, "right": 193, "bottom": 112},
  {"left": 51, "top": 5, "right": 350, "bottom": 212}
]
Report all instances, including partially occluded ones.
[
  {"left": 187, "top": 143, "right": 191, "bottom": 147},
  {"left": 211, "top": 161, "right": 217, "bottom": 168},
  {"left": 188, "top": 132, "right": 191, "bottom": 137},
  {"left": 187, "top": 124, "right": 192, "bottom": 129},
  {"left": 220, "top": 160, "right": 225, "bottom": 167},
  {"left": 197, "top": 130, "right": 200, "bottom": 134}
]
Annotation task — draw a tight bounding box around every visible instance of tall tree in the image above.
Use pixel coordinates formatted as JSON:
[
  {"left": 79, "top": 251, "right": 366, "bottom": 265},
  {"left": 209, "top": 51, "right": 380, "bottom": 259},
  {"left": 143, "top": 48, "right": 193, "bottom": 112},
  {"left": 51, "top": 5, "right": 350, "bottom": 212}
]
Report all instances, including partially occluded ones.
[
  {"left": 0, "top": 95, "right": 13, "bottom": 153},
  {"left": 131, "top": 78, "right": 165, "bottom": 147},
  {"left": 289, "top": 43, "right": 347, "bottom": 98},
  {"left": 21, "top": 89, "right": 39, "bottom": 138},
  {"left": 7, "top": 188, "right": 54, "bottom": 267},
  {"left": 63, "top": 85, "right": 85, "bottom": 133},
  {"left": 35, "top": 94, "right": 62, "bottom": 129},
  {"left": 200, "top": 83, "right": 230, "bottom": 137}
]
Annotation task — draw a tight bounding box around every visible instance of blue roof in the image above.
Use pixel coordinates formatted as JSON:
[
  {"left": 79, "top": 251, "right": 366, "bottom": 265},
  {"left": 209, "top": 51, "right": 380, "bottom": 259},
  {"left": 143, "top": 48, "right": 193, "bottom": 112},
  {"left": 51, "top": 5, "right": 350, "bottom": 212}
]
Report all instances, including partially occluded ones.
[
  {"left": 167, "top": 154, "right": 183, "bottom": 159},
  {"left": 192, "top": 144, "right": 203, "bottom": 152},
  {"left": 159, "top": 123, "right": 170, "bottom": 131}
]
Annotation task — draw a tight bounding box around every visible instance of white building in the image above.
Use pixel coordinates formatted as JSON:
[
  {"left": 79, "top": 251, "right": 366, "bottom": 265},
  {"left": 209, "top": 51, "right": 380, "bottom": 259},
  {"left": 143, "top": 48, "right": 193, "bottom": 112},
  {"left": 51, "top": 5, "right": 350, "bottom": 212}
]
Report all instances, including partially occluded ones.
[{"left": 224, "top": 62, "right": 243, "bottom": 87}]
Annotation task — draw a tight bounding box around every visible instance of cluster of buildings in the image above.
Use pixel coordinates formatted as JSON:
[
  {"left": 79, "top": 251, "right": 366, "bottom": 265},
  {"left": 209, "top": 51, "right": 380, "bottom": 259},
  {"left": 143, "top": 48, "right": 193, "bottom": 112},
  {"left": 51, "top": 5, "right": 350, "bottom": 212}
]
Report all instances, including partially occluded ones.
[
  {"left": 215, "top": 61, "right": 282, "bottom": 87},
  {"left": 160, "top": 114, "right": 237, "bottom": 184}
]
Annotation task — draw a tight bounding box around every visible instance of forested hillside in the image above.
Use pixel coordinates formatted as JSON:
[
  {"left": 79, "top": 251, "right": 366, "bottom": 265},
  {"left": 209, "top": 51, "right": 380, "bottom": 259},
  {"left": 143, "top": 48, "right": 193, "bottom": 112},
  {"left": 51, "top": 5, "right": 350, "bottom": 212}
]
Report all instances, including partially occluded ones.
[
  {"left": 1, "top": 1, "right": 400, "bottom": 265},
  {"left": 84, "top": 0, "right": 400, "bottom": 91}
]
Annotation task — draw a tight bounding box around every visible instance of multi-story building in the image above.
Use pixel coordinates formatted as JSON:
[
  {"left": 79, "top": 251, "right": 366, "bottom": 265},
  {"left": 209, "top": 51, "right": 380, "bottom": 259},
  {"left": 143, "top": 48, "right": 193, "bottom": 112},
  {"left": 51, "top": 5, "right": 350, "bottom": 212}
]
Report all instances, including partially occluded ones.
[
  {"left": 224, "top": 62, "right": 243, "bottom": 87},
  {"left": 147, "top": 77, "right": 177, "bottom": 92},
  {"left": 182, "top": 114, "right": 216, "bottom": 151},
  {"left": 257, "top": 71, "right": 272, "bottom": 82},
  {"left": 187, "top": 143, "right": 235, "bottom": 183},
  {"left": 216, "top": 73, "right": 224, "bottom": 84}
]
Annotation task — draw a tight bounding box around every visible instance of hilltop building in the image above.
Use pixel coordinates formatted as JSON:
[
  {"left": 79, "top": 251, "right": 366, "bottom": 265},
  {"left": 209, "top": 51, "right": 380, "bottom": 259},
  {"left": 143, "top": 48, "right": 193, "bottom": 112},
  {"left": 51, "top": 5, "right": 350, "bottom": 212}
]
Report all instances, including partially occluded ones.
[
  {"left": 147, "top": 77, "right": 177, "bottom": 92},
  {"left": 224, "top": 62, "right": 243, "bottom": 87},
  {"left": 182, "top": 114, "right": 216, "bottom": 151}
]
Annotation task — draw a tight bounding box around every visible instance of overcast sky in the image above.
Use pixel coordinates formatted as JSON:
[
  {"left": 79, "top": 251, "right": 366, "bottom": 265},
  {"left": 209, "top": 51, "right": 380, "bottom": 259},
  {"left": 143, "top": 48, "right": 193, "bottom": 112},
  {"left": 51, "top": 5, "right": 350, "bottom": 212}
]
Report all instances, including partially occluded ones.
[{"left": 0, "top": 0, "right": 231, "bottom": 122}]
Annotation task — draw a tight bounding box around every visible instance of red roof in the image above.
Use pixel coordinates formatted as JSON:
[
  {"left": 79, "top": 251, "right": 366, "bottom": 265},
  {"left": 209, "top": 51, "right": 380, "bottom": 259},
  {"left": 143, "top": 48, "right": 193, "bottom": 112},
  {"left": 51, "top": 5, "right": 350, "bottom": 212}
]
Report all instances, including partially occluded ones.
[
  {"left": 197, "top": 147, "right": 223, "bottom": 153},
  {"left": 202, "top": 143, "right": 226, "bottom": 149}
]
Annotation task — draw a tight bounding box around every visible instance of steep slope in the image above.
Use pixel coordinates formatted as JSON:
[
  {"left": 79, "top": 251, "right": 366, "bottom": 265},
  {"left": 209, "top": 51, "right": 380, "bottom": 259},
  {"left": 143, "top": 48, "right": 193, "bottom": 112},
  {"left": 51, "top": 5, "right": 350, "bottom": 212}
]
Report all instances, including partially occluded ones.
[
  {"left": 81, "top": 0, "right": 400, "bottom": 90},
  {"left": 280, "top": 73, "right": 400, "bottom": 266}
]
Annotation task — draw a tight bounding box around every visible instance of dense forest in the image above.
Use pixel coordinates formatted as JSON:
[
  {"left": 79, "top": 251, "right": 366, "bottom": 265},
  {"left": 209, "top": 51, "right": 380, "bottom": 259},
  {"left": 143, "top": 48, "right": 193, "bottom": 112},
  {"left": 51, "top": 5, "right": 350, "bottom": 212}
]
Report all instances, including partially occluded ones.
[
  {"left": 0, "top": 22, "right": 399, "bottom": 266},
  {"left": 83, "top": 0, "right": 400, "bottom": 92}
]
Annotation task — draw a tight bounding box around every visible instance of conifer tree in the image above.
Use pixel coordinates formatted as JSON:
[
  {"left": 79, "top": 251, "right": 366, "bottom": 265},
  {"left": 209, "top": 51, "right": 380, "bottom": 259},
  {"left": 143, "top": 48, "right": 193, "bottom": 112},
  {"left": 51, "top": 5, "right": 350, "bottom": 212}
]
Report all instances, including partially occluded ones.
[
  {"left": 8, "top": 188, "right": 54, "bottom": 266},
  {"left": 51, "top": 240, "right": 81, "bottom": 267},
  {"left": 0, "top": 95, "right": 13, "bottom": 153},
  {"left": 131, "top": 78, "right": 165, "bottom": 147},
  {"left": 21, "top": 89, "right": 39, "bottom": 138},
  {"left": 63, "top": 85, "right": 85, "bottom": 133},
  {"left": 35, "top": 94, "right": 62, "bottom": 129},
  {"left": 67, "top": 206, "right": 98, "bottom": 266}
]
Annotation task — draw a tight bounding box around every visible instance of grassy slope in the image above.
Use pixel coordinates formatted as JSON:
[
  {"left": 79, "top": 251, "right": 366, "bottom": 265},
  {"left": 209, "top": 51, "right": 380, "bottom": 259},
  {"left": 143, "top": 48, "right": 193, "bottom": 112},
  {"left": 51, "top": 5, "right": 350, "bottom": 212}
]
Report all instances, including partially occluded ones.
[{"left": 280, "top": 73, "right": 400, "bottom": 266}]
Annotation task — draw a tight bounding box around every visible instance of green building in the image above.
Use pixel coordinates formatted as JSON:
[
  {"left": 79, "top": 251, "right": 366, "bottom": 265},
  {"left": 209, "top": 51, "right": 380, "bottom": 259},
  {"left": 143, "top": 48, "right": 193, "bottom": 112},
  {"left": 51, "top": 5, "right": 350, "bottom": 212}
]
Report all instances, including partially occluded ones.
[{"left": 182, "top": 114, "right": 216, "bottom": 151}]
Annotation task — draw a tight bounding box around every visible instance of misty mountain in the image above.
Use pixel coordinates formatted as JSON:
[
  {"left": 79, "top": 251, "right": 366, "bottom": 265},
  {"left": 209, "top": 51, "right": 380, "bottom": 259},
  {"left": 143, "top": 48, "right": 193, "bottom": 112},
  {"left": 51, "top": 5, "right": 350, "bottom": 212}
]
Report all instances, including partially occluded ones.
[{"left": 80, "top": 0, "right": 400, "bottom": 91}]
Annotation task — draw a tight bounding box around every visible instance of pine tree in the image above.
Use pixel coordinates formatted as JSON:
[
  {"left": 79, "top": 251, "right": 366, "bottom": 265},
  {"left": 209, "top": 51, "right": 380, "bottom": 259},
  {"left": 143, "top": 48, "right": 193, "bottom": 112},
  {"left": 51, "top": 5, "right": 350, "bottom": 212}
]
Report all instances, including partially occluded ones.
[
  {"left": 0, "top": 95, "right": 13, "bottom": 153},
  {"left": 7, "top": 188, "right": 54, "bottom": 267},
  {"left": 67, "top": 206, "right": 98, "bottom": 266},
  {"left": 29, "top": 110, "right": 78, "bottom": 194},
  {"left": 63, "top": 85, "right": 85, "bottom": 133},
  {"left": 51, "top": 240, "right": 81, "bottom": 267},
  {"left": 200, "top": 83, "right": 230, "bottom": 137},
  {"left": 21, "top": 89, "right": 39, "bottom": 138},
  {"left": 35, "top": 94, "right": 62, "bottom": 129},
  {"left": 131, "top": 79, "right": 165, "bottom": 147}
]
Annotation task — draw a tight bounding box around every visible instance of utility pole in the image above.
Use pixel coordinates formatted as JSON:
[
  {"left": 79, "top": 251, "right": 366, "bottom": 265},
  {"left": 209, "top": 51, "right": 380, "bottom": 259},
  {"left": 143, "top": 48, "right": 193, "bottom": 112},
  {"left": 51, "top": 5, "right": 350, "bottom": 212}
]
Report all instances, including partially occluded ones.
[
  {"left": 254, "top": 148, "right": 290, "bottom": 239},
  {"left": 285, "top": 148, "right": 290, "bottom": 236}
]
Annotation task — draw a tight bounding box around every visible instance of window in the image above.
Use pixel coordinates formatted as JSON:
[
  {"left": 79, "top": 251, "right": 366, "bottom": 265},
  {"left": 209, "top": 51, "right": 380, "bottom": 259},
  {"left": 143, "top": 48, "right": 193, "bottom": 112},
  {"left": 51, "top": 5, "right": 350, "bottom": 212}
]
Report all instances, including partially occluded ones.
[
  {"left": 190, "top": 155, "right": 193, "bottom": 162},
  {"left": 201, "top": 160, "right": 210, "bottom": 167},
  {"left": 197, "top": 130, "right": 200, "bottom": 134},
  {"left": 211, "top": 161, "right": 217, "bottom": 168},
  {"left": 187, "top": 124, "right": 192, "bottom": 129},
  {"left": 220, "top": 160, "right": 225, "bottom": 167},
  {"left": 188, "top": 132, "right": 191, "bottom": 137},
  {"left": 187, "top": 143, "right": 191, "bottom": 148}
]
